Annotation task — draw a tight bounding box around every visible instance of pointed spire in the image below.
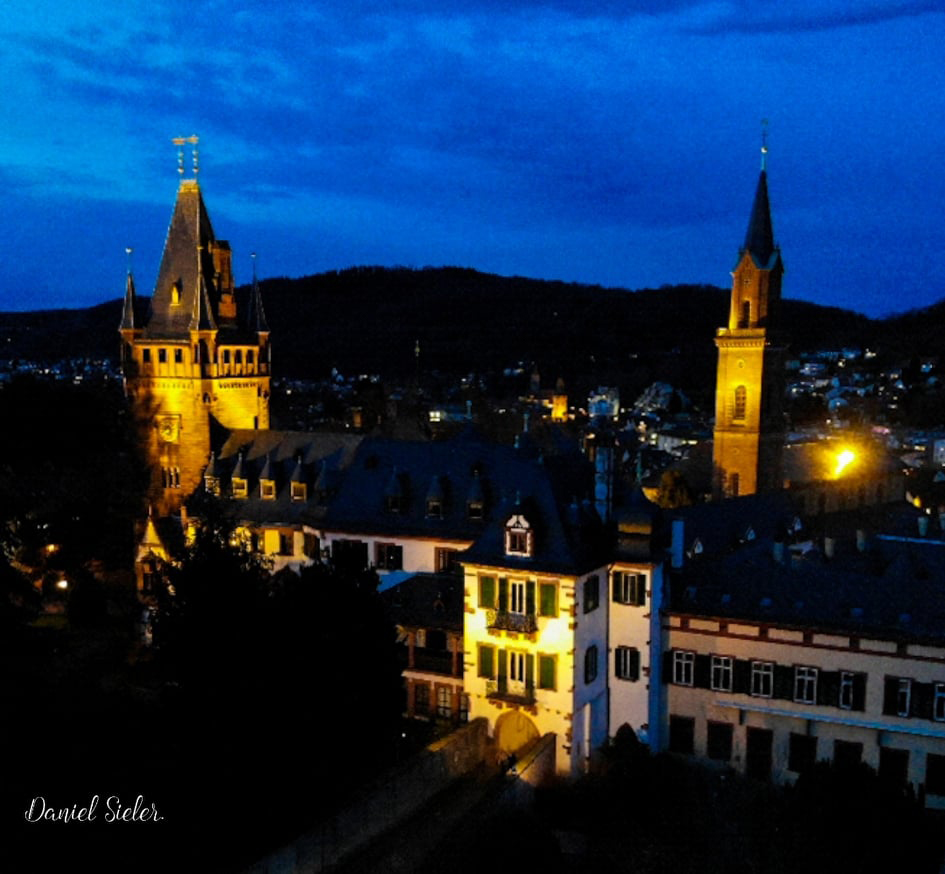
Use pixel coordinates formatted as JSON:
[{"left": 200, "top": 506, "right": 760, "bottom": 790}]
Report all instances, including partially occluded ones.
[
  {"left": 743, "top": 167, "right": 776, "bottom": 267},
  {"left": 246, "top": 252, "right": 269, "bottom": 333},
  {"left": 120, "top": 248, "right": 137, "bottom": 331},
  {"left": 190, "top": 270, "right": 217, "bottom": 331}
]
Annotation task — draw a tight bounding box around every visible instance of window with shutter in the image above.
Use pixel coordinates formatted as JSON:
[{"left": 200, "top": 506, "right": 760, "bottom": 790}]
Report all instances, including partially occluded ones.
[
  {"left": 538, "top": 654, "right": 556, "bottom": 690},
  {"left": 478, "top": 644, "right": 494, "bottom": 678},
  {"left": 615, "top": 646, "right": 640, "bottom": 681},
  {"left": 539, "top": 582, "right": 557, "bottom": 617},
  {"left": 479, "top": 576, "right": 496, "bottom": 609}
]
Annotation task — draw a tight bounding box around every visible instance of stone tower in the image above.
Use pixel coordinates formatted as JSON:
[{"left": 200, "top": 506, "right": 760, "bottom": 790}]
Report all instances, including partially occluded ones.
[
  {"left": 120, "top": 151, "right": 271, "bottom": 515},
  {"left": 712, "top": 150, "right": 785, "bottom": 499}
]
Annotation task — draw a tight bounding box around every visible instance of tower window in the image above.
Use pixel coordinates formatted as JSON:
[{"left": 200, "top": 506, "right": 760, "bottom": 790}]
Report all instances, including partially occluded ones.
[
  {"left": 740, "top": 299, "right": 751, "bottom": 329},
  {"left": 247, "top": 350, "right": 255, "bottom": 364},
  {"left": 158, "top": 348, "right": 167, "bottom": 364},
  {"left": 174, "top": 348, "right": 183, "bottom": 364},
  {"left": 142, "top": 348, "right": 151, "bottom": 363},
  {"left": 734, "top": 385, "right": 747, "bottom": 420}
]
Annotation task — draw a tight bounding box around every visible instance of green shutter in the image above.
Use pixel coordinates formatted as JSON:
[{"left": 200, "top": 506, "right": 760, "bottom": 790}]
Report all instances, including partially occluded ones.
[
  {"left": 630, "top": 647, "right": 640, "bottom": 682},
  {"left": 539, "top": 655, "right": 555, "bottom": 690},
  {"left": 498, "top": 648, "right": 507, "bottom": 680},
  {"left": 526, "top": 581, "right": 536, "bottom": 616},
  {"left": 637, "top": 574, "right": 647, "bottom": 606},
  {"left": 539, "top": 582, "right": 557, "bottom": 617},
  {"left": 478, "top": 644, "right": 494, "bottom": 678},
  {"left": 498, "top": 578, "right": 508, "bottom": 613},
  {"left": 479, "top": 576, "right": 495, "bottom": 609},
  {"left": 525, "top": 653, "right": 534, "bottom": 689},
  {"left": 612, "top": 572, "right": 621, "bottom": 602}
]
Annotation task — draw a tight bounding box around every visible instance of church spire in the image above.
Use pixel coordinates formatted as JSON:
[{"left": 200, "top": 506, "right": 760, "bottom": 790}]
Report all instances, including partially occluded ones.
[
  {"left": 246, "top": 252, "right": 269, "bottom": 333},
  {"left": 742, "top": 122, "right": 777, "bottom": 267},
  {"left": 120, "top": 247, "right": 137, "bottom": 331}
]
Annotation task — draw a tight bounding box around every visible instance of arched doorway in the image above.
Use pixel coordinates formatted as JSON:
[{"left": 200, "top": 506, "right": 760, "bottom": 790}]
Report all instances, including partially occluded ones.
[{"left": 494, "top": 711, "right": 539, "bottom": 757}]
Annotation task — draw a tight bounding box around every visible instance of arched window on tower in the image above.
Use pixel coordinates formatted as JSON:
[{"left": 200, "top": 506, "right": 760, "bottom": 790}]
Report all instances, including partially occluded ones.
[
  {"left": 734, "top": 386, "right": 747, "bottom": 421},
  {"left": 740, "top": 299, "right": 751, "bottom": 329}
]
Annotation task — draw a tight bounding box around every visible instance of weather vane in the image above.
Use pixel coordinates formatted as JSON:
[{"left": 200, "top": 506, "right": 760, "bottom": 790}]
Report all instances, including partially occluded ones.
[
  {"left": 761, "top": 119, "right": 769, "bottom": 170},
  {"left": 172, "top": 135, "right": 200, "bottom": 177},
  {"left": 125, "top": 246, "right": 134, "bottom": 274}
]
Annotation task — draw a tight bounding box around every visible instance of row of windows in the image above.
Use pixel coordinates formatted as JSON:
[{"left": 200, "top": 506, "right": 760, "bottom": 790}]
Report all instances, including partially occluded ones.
[
  {"left": 386, "top": 495, "right": 484, "bottom": 520},
  {"left": 479, "top": 576, "right": 558, "bottom": 618},
  {"left": 478, "top": 644, "right": 557, "bottom": 692},
  {"left": 668, "top": 715, "right": 945, "bottom": 793},
  {"left": 882, "top": 676, "right": 945, "bottom": 722},
  {"left": 583, "top": 571, "right": 648, "bottom": 614},
  {"left": 668, "top": 650, "right": 867, "bottom": 711},
  {"left": 411, "top": 683, "right": 469, "bottom": 722},
  {"left": 140, "top": 346, "right": 260, "bottom": 366}
]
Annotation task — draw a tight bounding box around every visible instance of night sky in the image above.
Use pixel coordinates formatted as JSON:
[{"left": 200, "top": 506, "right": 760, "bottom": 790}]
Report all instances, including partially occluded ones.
[{"left": 2, "top": 1, "right": 943, "bottom": 317}]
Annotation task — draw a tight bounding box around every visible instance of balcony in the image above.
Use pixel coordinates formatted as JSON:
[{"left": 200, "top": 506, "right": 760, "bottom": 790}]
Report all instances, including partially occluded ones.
[
  {"left": 485, "top": 610, "right": 537, "bottom": 634},
  {"left": 485, "top": 678, "right": 536, "bottom": 705},
  {"left": 412, "top": 649, "right": 455, "bottom": 676}
]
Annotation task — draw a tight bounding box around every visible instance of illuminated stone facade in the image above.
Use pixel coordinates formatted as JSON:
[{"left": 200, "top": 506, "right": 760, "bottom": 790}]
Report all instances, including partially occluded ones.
[
  {"left": 712, "top": 167, "right": 786, "bottom": 498},
  {"left": 120, "top": 176, "right": 271, "bottom": 515}
]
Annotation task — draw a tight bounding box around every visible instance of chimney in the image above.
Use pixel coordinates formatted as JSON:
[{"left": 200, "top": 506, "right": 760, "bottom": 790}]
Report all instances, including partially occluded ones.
[
  {"left": 823, "top": 536, "right": 835, "bottom": 559},
  {"left": 856, "top": 529, "right": 867, "bottom": 552}
]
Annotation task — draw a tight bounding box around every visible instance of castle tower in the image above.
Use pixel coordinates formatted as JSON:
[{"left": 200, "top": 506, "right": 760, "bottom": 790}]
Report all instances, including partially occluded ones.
[
  {"left": 712, "top": 142, "right": 785, "bottom": 499},
  {"left": 120, "top": 140, "right": 271, "bottom": 515}
]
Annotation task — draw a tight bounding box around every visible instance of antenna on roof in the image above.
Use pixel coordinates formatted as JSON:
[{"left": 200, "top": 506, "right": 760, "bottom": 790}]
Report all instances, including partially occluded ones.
[
  {"left": 760, "top": 118, "right": 769, "bottom": 171},
  {"left": 172, "top": 135, "right": 200, "bottom": 178}
]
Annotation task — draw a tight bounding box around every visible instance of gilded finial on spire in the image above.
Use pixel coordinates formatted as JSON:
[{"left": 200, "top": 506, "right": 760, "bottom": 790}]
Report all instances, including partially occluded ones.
[
  {"left": 172, "top": 135, "right": 200, "bottom": 179},
  {"left": 760, "top": 118, "right": 769, "bottom": 171},
  {"left": 125, "top": 246, "right": 133, "bottom": 275},
  {"left": 251, "top": 251, "right": 257, "bottom": 283}
]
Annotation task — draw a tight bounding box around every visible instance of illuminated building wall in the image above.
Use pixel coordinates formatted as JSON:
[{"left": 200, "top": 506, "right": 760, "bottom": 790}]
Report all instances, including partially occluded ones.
[
  {"left": 712, "top": 164, "right": 786, "bottom": 499},
  {"left": 120, "top": 172, "right": 270, "bottom": 515}
]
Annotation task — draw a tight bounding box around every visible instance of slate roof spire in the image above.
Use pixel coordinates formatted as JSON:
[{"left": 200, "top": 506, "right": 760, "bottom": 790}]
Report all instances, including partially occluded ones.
[
  {"left": 742, "top": 123, "right": 777, "bottom": 267},
  {"left": 120, "top": 250, "right": 137, "bottom": 331},
  {"left": 246, "top": 252, "right": 269, "bottom": 333}
]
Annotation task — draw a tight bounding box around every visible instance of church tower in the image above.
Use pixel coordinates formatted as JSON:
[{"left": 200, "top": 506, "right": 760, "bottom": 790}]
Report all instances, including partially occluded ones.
[
  {"left": 120, "top": 139, "right": 271, "bottom": 515},
  {"left": 712, "top": 139, "right": 785, "bottom": 499}
]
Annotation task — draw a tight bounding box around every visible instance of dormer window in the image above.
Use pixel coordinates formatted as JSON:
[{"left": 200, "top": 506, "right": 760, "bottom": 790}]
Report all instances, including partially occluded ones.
[
  {"left": 386, "top": 495, "right": 402, "bottom": 513},
  {"left": 260, "top": 480, "right": 275, "bottom": 500},
  {"left": 171, "top": 282, "right": 181, "bottom": 306},
  {"left": 468, "top": 500, "right": 483, "bottom": 520},
  {"left": 291, "top": 482, "right": 307, "bottom": 502},
  {"left": 427, "top": 498, "right": 442, "bottom": 518},
  {"left": 232, "top": 477, "right": 248, "bottom": 499},
  {"left": 505, "top": 514, "right": 533, "bottom": 558},
  {"left": 204, "top": 475, "right": 220, "bottom": 496}
]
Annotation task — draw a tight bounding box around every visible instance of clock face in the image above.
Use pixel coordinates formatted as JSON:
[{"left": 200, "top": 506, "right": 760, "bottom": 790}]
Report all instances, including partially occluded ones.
[{"left": 157, "top": 416, "right": 180, "bottom": 443}]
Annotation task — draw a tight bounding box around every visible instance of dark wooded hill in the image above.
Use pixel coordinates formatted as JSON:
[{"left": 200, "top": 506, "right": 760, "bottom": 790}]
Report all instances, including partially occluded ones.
[{"left": 0, "top": 267, "right": 922, "bottom": 394}]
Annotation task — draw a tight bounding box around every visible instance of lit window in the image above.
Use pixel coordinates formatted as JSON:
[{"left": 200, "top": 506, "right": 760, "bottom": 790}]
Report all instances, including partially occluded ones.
[
  {"left": 615, "top": 646, "right": 640, "bottom": 682},
  {"left": 204, "top": 475, "right": 220, "bottom": 496},
  {"left": 435, "top": 547, "right": 458, "bottom": 572},
  {"left": 260, "top": 480, "right": 276, "bottom": 499},
  {"left": 232, "top": 478, "right": 248, "bottom": 498},
  {"left": 612, "top": 571, "right": 646, "bottom": 606},
  {"left": 291, "top": 482, "right": 307, "bottom": 502},
  {"left": 750, "top": 661, "right": 774, "bottom": 697},
  {"left": 710, "top": 655, "right": 733, "bottom": 692},
  {"left": 734, "top": 385, "right": 747, "bottom": 420},
  {"left": 794, "top": 666, "right": 818, "bottom": 704},
  {"left": 467, "top": 500, "right": 483, "bottom": 520},
  {"left": 673, "top": 650, "right": 695, "bottom": 686},
  {"left": 505, "top": 513, "right": 532, "bottom": 557}
]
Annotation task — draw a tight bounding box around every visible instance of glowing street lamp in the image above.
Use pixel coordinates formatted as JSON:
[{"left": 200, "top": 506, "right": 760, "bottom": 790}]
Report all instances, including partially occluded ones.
[{"left": 834, "top": 448, "right": 856, "bottom": 477}]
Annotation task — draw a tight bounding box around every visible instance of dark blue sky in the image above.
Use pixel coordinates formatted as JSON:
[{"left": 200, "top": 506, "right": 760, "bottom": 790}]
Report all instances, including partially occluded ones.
[{"left": 2, "top": 1, "right": 943, "bottom": 317}]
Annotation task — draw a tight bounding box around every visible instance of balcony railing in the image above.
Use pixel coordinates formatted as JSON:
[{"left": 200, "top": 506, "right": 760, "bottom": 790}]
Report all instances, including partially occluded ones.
[
  {"left": 412, "top": 649, "right": 455, "bottom": 676},
  {"left": 485, "top": 679, "right": 536, "bottom": 705},
  {"left": 485, "top": 610, "right": 537, "bottom": 633}
]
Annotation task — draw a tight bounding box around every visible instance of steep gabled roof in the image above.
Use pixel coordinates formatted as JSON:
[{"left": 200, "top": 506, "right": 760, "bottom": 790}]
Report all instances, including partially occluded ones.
[
  {"left": 120, "top": 270, "right": 137, "bottom": 331},
  {"left": 146, "top": 179, "right": 218, "bottom": 338}
]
